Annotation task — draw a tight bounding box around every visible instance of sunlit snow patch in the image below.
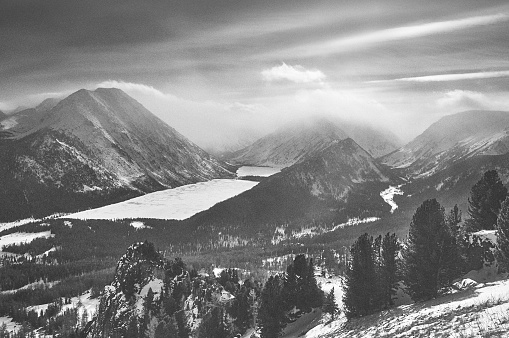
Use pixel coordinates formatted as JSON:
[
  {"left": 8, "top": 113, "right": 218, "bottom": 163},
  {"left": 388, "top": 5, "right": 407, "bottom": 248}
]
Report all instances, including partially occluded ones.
[
  {"left": 0, "top": 218, "right": 38, "bottom": 232},
  {"left": 330, "top": 217, "right": 381, "bottom": 231},
  {"left": 0, "top": 231, "right": 54, "bottom": 249},
  {"left": 380, "top": 185, "right": 404, "bottom": 213},
  {"left": 130, "top": 221, "right": 152, "bottom": 229},
  {"left": 62, "top": 179, "right": 258, "bottom": 221}
]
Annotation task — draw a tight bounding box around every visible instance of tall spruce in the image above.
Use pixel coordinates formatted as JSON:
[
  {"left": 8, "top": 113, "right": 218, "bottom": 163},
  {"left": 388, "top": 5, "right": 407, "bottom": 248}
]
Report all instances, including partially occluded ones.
[
  {"left": 379, "top": 233, "right": 400, "bottom": 308},
  {"left": 323, "top": 288, "right": 339, "bottom": 320},
  {"left": 343, "top": 233, "right": 378, "bottom": 318},
  {"left": 496, "top": 196, "right": 509, "bottom": 271},
  {"left": 304, "top": 258, "right": 323, "bottom": 310},
  {"left": 466, "top": 170, "right": 507, "bottom": 231},
  {"left": 258, "top": 275, "right": 286, "bottom": 338},
  {"left": 403, "top": 199, "right": 457, "bottom": 301}
]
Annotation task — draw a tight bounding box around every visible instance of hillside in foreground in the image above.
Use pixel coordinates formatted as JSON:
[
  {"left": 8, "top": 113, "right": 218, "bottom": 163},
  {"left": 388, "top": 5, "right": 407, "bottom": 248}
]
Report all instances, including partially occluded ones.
[{"left": 306, "top": 274, "right": 509, "bottom": 338}]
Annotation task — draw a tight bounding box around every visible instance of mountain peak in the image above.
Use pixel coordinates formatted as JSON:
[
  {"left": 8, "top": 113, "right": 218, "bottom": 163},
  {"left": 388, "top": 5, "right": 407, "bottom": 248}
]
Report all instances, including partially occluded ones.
[
  {"left": 382, "top": 109, "right": 509, "bottom": 176},
  {"left": 0, "top": 88, "right": 233, "bottom": 221}
]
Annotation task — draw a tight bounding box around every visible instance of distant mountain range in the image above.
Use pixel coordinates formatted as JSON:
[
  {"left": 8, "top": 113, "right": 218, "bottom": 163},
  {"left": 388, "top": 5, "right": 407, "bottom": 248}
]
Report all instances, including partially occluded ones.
[
  {"left": 227, "top": 117, "right": 400, "bottom": 167},
  {"left": 0, "top": 88, "right": 233, "bottom": 221}
]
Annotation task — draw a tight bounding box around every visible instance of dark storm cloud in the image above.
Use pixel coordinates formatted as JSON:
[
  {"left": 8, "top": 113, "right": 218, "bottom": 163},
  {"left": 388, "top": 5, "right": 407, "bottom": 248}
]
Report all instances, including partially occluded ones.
[{"left": 0, "top": 0, "right": 175, "bottom": 49}]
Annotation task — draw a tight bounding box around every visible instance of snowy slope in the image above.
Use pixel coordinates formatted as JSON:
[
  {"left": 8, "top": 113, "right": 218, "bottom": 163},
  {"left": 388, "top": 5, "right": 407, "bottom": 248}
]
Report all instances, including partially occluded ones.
[{"left": 306, "top": 276, "right": 509, "bottom": 338}]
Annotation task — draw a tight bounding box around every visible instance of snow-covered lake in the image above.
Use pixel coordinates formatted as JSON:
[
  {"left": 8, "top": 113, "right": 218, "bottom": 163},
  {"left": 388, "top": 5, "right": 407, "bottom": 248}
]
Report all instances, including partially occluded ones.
[
  {"left": 236, "top": 166, "right": 280, "bottom": 177},
  {"left": 63, "top": 178, "right": 258, "bottom": 221}
]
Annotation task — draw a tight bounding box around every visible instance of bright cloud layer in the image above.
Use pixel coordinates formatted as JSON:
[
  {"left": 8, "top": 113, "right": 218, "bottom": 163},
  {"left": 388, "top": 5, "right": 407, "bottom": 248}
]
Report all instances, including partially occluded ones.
[
  {"left": 262, "top": 63, "right": 326, "bottom": 83},
  {"left": 276, "top": 13, "right": 509, "bottom": 58},
  {"left": 387, "top": 70, "right": 509, "bottom": 83}
]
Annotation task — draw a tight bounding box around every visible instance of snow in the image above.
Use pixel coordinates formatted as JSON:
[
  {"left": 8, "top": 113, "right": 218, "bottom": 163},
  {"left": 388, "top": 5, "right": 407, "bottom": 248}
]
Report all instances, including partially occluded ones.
[
  {"left": 0, "top": 316, "right": 21, "bottom": 333},
  {"left": 471, "top": 230, "right": 497, "bottom": 244},
  {"left": 0, "top": 280, "right": 60, "bottom": 296},
  {"left": 0, "top": 231, "right": 53, "bottom": 249},
  {"left": 27, "top": 290, "right": 100, "bottom": 320},
  {"left": 62, "top": 179, "right": 258, "bottom": 220},
  {"left": 305, "top": 276, "right": 509, "bottom": 338},
  {"left": 36, "top": 247, "right": 57, "bottom": 258},
  {"left": 330, "top": 217, "right": 381, "bottom": 232},
  {"left": 0, "top": 218, "right": 38, "bottom": 232},
  {"left": 0, "top": 117, "right": 18, "bottom": 130},
  {"left": 236, "top": 166, "right": 280, "bottom": 177},
  {"left": 130, "top": 221, "right": 152, "bottom": 229},
  {"left": 137, "top": 279, "right": 164, "bottom": 313},
  {"left": 380, "top": 185, "right": 404, "bottom": 213}
]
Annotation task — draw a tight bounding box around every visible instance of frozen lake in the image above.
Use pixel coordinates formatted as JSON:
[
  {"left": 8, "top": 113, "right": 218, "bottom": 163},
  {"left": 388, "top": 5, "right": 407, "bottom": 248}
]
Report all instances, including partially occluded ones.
[
  {"left": 63, "top": 178, "right": 258, "bottom": 221},
  {"left": 236, "top": 166, "right": 280, "bottom": 177}
]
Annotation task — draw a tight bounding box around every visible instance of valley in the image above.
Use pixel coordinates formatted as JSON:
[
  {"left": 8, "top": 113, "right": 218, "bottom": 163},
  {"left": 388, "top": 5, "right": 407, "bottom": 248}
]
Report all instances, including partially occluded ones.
[{"left": 2, "top": 89, "right": 509, "bottom": 338}]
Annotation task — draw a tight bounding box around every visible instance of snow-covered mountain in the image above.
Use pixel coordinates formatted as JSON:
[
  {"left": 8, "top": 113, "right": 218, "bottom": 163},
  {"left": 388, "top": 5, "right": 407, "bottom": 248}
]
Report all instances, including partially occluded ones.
[
  {"left": 382, "top": 110, "right": 509, "bottom": 177},
  {"left": 0, "top": 88, "right": 233, "bottom": 221},
  {"left": 227, "top": 117, "right": 400, "bottom": 167}
]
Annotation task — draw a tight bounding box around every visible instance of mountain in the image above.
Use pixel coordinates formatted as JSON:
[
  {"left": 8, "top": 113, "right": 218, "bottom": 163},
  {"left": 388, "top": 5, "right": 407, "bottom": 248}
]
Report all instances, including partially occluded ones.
[
  {"left": 35, "top": 97, "right": 61, "bottom": 112},
  {"left": 382, "top": 110, "right": 509, "bottom": 177},
  {"left": 227, "top": 117, "right": 400, "bottom": 167},
  {"left": 187, "top": 138, "right": 397, "bottom": 237},
  {"left": 0, "top": 110, "right": 6, "bottom": 121},
  {"left": 0, "top": 88, "right": 233, "bottom": 221}
]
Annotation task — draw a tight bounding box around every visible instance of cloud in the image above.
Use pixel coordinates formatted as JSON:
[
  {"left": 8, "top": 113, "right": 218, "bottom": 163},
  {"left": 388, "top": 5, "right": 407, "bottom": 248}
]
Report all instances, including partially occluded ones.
[
  {"left": 437, "top": 90, "right": 492, "bottom": 110},
  {"left": 375, "top": 70, "right": 509, "bottom": 83},
  {"left": 95, "top": 80, "right": 271, "bottom": 153},
  {"left": 97, "top": 80, "right": 169, "bottom": 98},
  {"left": 262, "top": 63, "right": 326, "bottom": 83},
  {"left": 276, "top": 13, "right": 509, "bottom": 58}
]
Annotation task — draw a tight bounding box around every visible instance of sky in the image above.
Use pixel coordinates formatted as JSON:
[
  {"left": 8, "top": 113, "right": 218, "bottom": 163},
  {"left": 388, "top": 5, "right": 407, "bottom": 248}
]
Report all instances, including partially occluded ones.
[{"left": 2, "top": 0, "right": 509, "bottom": 151}]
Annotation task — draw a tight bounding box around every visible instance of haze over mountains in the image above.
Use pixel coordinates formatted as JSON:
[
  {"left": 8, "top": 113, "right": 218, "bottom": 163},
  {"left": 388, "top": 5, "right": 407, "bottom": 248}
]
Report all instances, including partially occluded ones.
[{"left": 228, "top": 117, "right": 401, "bottom": 168}]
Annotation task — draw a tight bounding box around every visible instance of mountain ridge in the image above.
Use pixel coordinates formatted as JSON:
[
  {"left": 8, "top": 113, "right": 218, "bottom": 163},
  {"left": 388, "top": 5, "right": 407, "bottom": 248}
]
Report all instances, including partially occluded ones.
[
  {"left": 0, "top": 88, "right": 233, "bottom": 221},
  {"left": 382, "top": 110, "right": 509, "bottom": 177}
]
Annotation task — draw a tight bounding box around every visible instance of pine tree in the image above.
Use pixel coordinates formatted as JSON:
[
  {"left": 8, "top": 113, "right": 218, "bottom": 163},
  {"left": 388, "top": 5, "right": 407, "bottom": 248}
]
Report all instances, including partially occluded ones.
[
  {"left": 496, "top": 196, "right": 509, "bottom": 271},
  {"left": 323, "top": 288, "right": 339, "bottom": 320},
  {"left": 343, "top": 233, "right": 378, "bottom": 318},
  {"left": 379, "top": 233, "right": 400, "bottom": 308},
  {"left": 403, "top": 199, "right": 456, "bottom": 302},
  {"left": 258, "top": 275, "right": 286, "bottom": 338},
  {"left": 466, "top": 170, "right": 507, "bottom": 231},
  {"left": 304, "top": 258, "right": 323, "bottom": 310},
  {"left": 282, "top": 264, "right": 297, "bottom": 311}
]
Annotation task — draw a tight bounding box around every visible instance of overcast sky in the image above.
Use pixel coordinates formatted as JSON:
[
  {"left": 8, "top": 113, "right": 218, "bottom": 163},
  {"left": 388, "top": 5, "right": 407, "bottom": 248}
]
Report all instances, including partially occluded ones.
[{"left": 2, "top": 0, "right": 509, "bottom": 149}]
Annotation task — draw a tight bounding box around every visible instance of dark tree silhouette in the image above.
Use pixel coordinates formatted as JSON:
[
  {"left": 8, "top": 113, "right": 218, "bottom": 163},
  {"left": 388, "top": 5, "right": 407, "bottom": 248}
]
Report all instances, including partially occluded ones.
[
  {"left": 403, "top": 199, "right": 458, "bottom": 301},
  {"left": 497, "top": 197, "right": 509, "bottom": 271},
  {"left": 466, "top": 170, "right": 507, "bottom": 231},
  {"left": 343, "top": 233, "right": 378, "bottom": 318}
]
